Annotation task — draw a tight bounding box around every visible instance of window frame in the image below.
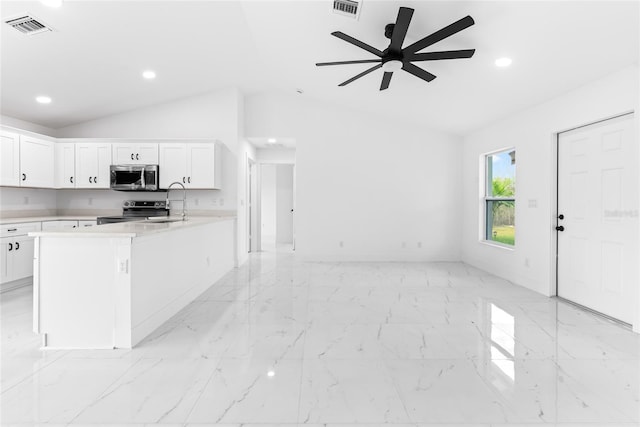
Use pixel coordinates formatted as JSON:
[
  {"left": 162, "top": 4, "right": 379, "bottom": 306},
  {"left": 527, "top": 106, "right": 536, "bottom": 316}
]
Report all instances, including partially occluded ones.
[{"left": 483, "top": 148, "right": 516, "bottom": 247}]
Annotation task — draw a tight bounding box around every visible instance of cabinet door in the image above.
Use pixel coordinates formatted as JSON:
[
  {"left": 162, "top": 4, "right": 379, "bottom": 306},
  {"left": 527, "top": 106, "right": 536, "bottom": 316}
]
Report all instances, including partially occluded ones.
[
  {"left": 187, "top": 143, "right": 218, "bottom": 189},
  {"left": 0, "top": 238, "right": 11, "bottom": 283},
  {"left": 136, "top": 143, "right": 159, "bottom": 164},
  {"left": 95, "top": 144, "right": 111, "bottom": 188},
  {"left": 76, "top": 143, "right": 111, "bottom": 188},
  {"left": 159, "top": 144, "right": 187, "bottom": 189},
  {"left": 20, "top": 136, "right": 55, "bottom": 188},
  {"left": 12, "top": 235, "right": 34, "bottom": 281},
  {"left": 75, "top": 144, "right": 98, "bottom": 188},
  {"left": 55, "top": 143, "right": 76, "bottom": 188},
  {"left": 112, "top": 143, "right": 137, "bottom": 164},
  {"left": 0, "top": 130, "right": 20, "bottom": 187}
]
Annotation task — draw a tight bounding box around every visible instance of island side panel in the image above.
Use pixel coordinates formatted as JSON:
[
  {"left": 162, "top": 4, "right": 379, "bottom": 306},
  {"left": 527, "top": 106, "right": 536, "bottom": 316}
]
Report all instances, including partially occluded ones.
[
  {"left": 130, "top": 219, "right": 235, "bottom": 346},
  {"left": 34, "top": 236, "right": 132, "bottom": 349}
]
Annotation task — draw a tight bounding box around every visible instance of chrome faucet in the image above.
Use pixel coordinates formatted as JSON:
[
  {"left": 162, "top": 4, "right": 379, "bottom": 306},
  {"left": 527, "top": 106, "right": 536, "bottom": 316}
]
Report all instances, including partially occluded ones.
[{"left": 166, "top": 181, "right": 187, "bottom": 220}]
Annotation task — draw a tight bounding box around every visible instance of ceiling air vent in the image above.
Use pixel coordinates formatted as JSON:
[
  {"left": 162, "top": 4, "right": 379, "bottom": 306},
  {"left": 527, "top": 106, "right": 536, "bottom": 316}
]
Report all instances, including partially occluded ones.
[
  {"left": 333, "top": 0, "right": 362, "bottom": 20},
  {"left": 4, "top": 15, "right": 52, "bottom": 35}
]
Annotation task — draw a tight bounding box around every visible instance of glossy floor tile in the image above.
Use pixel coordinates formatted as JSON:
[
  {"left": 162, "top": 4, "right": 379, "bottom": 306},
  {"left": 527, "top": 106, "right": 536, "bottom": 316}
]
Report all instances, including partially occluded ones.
[{"left": 1, "top": 250, "right": 639, "bottom": 426}]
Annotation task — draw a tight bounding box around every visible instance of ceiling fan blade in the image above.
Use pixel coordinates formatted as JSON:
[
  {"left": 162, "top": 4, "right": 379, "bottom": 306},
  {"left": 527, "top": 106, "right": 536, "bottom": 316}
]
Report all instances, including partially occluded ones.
[
  {"left": 403, "top": 15, "right": 475, "bottom": 55},
  {"left": 380, "top": 72, "right": 393, "bottom": 90},
  {"left": 408, "top": 49, "right": 476, "bottom": 62},
  {"left": 316, "top": 59, "right": 383, "bottom": 66},
  {"left": 332, "top": 31, "right": 384, "bottom": 57},
  {"left": 338, "top": 63, "right": 383, "bottom": 86},
  {"left": 389, "top": 7, "right": 414, "bottom": 53},
  {"left": 402, "top": 62, "right": 437, "bottom": 82}
]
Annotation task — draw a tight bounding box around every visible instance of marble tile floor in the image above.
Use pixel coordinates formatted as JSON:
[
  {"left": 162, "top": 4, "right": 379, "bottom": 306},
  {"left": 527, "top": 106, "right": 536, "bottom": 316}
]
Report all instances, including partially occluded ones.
[{"left": 1, "top": 250, "right": 639, "bottom": 426}]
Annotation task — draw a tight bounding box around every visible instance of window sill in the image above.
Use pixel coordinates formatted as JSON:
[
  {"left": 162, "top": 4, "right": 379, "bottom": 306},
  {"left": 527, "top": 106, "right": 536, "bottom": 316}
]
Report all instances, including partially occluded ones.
[{"left": 479, "top": 240, "right": 515, "bottom": 251}]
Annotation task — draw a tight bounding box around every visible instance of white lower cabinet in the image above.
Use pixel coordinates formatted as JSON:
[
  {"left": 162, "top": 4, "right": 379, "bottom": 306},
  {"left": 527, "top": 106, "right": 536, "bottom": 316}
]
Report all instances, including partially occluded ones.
[{"left": 0, "top": 222, "right": 41, "bottom": 291}]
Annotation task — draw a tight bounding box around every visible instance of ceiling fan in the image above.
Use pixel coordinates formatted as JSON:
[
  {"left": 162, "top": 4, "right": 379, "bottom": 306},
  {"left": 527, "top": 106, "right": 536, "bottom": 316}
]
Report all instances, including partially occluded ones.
[{"left": 316, "top": 7, "right": 475, "bottom": 90}]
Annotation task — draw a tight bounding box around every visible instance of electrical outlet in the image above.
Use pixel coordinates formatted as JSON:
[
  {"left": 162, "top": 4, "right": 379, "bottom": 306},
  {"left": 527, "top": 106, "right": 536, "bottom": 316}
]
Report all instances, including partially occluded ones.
[
  {"left": 417, "top": 241, "right": 422, "bottom": 248},
  {"left": 401, "top": 241, "right": 406, "bottom": 248},
  {"left": 23, "top": 196, "right": 29, "bottom": 205},
  {"left": 339, "top": 241, "right": 344, "bottom": 248},
  {"left": 220, "top": 198, "right": 224, "bottom": 206},
  {"left": 88, "top": 197, "right": 93, "bottom": 206},
  {"left": 525, "top": 258, "right": 530, "bottom": 267},
  {"left": 194, "top": 198, "right": 199, "bottom": 206}
]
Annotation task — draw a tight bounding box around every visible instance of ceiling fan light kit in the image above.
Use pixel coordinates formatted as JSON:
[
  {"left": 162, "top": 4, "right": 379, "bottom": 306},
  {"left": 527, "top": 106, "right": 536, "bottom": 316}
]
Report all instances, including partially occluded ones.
[{"left": 316, "top": 7, "right": 476, "bottom": 91}]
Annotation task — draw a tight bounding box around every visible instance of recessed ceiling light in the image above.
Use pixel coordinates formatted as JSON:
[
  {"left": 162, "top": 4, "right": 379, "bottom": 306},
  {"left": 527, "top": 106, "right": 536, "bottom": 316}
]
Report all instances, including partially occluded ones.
[
  {"left": 495, "top": 57, "right": 512, "bottom": 67},
  {"left": 40, "top": 0, "right": 63, "bottom": 7},
  {"left": 142, "top": 70, "right": 156, "bottom": 79},
  {"left": 267, "top": 370, "right": 275, "bottom": 377},
  {"left": 267, "top": 138, "right": 277, "bottom": 143},
  {"left": 36, "top": 96, "right": 52, "bottom": 104}
]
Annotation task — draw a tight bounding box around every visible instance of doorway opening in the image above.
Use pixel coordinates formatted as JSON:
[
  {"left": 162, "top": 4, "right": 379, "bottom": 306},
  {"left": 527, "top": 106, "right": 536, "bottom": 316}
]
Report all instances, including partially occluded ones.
[{"left": 260, "top": 163, "right": 295, "bottom": 253}]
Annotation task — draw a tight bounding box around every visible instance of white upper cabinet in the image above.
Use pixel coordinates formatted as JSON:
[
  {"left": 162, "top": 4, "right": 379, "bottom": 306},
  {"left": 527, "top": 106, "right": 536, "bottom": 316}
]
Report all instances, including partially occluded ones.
[
  {"left": 158, "top": 144, "right": 187, "bottom": 189},
  {"left": 55, "top": 143, "right": 76, "bottom": 188},
  {"left": 112, "top": 143, "right": 158, "bottom": 165},
  {"left": 0, "top": 131, "right": 54, "bottom": 188},
  {"left": 75, "top": 143, "right": 111, "bottom": 188},
  {"left": 159, "top": 142, "right": 220, "bottom": 189},
  {"left": 0, "top": 130, "right": 20, "bottom": 187},
  {"left": 19, "top": 135, "right": 55, "bottom": 188}
]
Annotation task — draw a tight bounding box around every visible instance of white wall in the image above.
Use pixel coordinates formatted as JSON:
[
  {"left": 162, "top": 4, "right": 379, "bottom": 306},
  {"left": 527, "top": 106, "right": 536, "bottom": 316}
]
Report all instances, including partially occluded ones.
[
  {"left": 461, "top": 65, "right": 639, "bottom": 298},
  {"left": 0, "top": 187, "right": 57, "bottom": 216},
  {"left": 256, "top": 148, "right": 296, "bottom": 164},
  {"left": 1, "top": 115, "right": 57, "bottom": 137},
  {"left": 246, "top": 92, "right": 463, "bottom": 261}
]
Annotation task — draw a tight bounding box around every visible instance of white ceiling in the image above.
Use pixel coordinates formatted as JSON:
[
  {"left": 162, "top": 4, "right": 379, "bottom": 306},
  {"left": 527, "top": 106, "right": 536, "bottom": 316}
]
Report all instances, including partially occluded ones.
[{"left": 1, "top": 1, "right": 638, "bottom": 136}]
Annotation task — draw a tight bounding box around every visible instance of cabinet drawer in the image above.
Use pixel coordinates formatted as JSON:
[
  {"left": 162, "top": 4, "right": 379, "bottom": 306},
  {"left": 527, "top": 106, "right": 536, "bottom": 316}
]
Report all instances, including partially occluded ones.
[
  {"left": 41, "top": 220, "right": 79, "bottom": 231},
  {"left": 1, "top": 222, "right": 42, "bottom": 237}
]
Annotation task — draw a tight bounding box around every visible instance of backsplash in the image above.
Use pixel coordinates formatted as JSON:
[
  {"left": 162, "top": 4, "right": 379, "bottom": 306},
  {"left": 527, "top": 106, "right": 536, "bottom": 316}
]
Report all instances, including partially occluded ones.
[
  {"left": 56, "top": 189, "right": 234, "bottom": 216},
  {"left": 0, "top": 187, "right": 57, "bottom": 217},
  {"left": 0, "top": 187, "right": 235, "bottom": 218}
]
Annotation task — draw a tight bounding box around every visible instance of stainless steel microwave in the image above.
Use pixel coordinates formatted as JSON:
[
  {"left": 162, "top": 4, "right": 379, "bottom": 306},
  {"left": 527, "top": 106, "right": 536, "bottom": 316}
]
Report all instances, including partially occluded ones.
[{"left": 110, "top": 164, "right": 159, "bottom": 191}]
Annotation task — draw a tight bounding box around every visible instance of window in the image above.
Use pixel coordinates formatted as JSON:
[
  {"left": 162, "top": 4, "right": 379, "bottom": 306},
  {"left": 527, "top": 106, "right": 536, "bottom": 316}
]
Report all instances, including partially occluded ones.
[{"left": 485, "top": 149, "right": 515, "bottom": 246}]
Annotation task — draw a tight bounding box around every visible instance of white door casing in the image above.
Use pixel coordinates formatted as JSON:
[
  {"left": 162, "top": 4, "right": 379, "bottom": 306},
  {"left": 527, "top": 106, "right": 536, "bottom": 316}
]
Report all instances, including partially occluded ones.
[{"left": 557, "top": 113, "right": 638, "bottom": 324}]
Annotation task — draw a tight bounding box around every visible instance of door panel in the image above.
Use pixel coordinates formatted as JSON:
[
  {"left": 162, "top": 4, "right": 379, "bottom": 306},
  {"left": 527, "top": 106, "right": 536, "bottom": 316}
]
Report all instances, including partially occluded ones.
[
  {"left": 0, "top": 131, "right": 20, "bottom": 186},
  {"left": 557, "top": 114, "right": 637, "bottom": 324},
  {"left": 159, "top": 144, "right": 187, "bottom": 189}
]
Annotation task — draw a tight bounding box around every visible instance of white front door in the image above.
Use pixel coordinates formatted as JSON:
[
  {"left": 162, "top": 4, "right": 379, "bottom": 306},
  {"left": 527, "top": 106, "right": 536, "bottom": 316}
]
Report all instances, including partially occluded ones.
[{"left": 557, "top": 113, "right": 638, "bottom": 324}]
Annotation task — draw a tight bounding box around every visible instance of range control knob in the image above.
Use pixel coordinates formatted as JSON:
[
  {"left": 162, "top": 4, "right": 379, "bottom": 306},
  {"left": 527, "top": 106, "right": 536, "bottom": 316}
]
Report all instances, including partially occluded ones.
[
  {"left": 124, "top": 201, "right": 130, "bottom": 207},
  {"left": 155, "top": 202, "right": 160, "bottom": 207}
]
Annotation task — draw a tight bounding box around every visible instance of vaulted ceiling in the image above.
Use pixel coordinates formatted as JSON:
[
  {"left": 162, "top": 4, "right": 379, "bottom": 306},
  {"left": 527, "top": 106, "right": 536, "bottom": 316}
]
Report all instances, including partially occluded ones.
[{"left": 1, "top": 1, "right": 638, "bottom": 135}]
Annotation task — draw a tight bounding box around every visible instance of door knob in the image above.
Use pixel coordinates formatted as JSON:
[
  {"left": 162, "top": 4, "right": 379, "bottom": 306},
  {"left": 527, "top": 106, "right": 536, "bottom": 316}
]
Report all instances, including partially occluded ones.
[
  {"left": 555, "top": 225, "right": 565, "bottom": 232},
  {"left": 558, "top": 214, "right": 564, "bottom": 220}
]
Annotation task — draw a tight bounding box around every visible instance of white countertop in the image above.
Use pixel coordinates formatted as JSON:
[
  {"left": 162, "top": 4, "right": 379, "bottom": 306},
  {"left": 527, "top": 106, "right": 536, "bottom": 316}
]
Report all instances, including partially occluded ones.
[
  {"left": 30, "top": 216, "right": 235, "bottom": 238},
  {"left": 0, "top": 215, "right": 98, "bottom": 224}
]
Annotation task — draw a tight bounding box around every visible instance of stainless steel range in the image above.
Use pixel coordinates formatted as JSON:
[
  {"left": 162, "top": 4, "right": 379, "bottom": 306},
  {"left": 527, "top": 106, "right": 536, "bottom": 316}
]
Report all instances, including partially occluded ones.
[{"left": 97, "top": 200, "right": 169, "bottom": 225}]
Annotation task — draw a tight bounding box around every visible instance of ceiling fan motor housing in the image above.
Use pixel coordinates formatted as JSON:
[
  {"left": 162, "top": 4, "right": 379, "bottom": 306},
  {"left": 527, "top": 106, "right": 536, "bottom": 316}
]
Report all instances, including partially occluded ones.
[{"left": 384, "top": 23, "right": 395, "bottom": 39}]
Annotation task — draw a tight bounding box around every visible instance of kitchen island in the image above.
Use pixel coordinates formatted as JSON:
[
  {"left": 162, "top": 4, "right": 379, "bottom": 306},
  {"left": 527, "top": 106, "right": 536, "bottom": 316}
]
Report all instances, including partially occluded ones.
[{"left": 30, "top": 217, "right": 235, "bottom": 349}]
